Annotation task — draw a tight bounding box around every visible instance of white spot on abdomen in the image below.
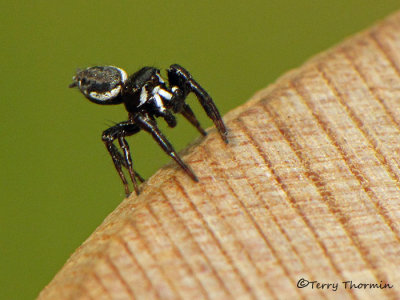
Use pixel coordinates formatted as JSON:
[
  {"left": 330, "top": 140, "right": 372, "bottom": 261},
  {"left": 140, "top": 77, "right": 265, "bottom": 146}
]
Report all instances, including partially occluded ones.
[
  {"left": 89, "top": 85, "right": 121, "bottom": 101},
  {"left": 114, "top": 66, "right": 128, "bottom": 83}
]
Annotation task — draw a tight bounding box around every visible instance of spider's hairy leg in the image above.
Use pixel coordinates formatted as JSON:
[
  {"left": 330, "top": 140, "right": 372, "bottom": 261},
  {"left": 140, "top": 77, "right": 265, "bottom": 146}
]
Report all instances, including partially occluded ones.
[
  {"left": 167, "top": 64, "right": 228, "bottom": 143},
  {"left": 102, "top": 122, "right": 142, "bottom": 195},
  {"left": 134, "top": 112, "right": 199, "bottom": 182}
]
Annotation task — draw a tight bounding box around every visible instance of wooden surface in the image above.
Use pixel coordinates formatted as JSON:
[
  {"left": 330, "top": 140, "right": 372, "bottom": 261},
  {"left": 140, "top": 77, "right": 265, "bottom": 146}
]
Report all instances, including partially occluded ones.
[{"left": 39, "top": 11, "right": 400, "bottom": 300}]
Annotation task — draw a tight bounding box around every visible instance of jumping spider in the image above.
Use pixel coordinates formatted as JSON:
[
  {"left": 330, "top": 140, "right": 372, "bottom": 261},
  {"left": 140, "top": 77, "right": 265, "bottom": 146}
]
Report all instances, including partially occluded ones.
[{"left": 69, "top": 64, "right": 228, "bottom": 195}]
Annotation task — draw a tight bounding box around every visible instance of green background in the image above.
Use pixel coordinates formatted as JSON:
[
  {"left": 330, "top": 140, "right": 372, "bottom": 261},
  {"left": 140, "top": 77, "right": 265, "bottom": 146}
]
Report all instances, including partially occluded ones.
[{"left": 1, "top": 1, "right": 399, "bottom": 299}]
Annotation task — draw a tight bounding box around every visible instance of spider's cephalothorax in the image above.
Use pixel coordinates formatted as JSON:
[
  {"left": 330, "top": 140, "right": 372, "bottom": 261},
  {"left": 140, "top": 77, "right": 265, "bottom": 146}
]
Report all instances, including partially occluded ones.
[{"left": 70, "top": 64, "right": 228, "bottom": 195}]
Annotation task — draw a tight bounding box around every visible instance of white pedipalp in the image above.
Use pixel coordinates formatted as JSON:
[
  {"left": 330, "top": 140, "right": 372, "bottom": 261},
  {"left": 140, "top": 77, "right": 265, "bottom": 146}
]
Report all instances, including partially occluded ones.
[
  {"left": 151, "top": 86, "right": 167, "bottom": 111},
  {"left": 153, "top": 93, "right": 166, "bottom": 112},
  {"left": 138, "top": 86, "right": 148, "bottom": 106}
]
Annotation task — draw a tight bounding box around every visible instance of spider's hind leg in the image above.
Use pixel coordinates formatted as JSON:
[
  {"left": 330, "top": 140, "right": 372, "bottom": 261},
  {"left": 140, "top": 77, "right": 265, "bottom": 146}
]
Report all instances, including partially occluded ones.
[
  {"left": 102, "top": 122, "right": 142, "bottom": 196},
  {"left": 117, "top": 136, "right": 145, "bottom": 183},
  {"left": 167, "top": 64, "right": 228, "bottom": 143}
]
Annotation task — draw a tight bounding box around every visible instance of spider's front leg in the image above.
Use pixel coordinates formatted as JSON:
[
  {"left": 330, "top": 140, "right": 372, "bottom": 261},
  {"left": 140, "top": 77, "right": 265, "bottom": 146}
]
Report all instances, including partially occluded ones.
[
  {"left": 167, "top": 64, "right": 228, "bottom": 143},
  {"left": 134, "top": 112, "right": 199, "bottom": 182},
  {"left": 102, "top": 121, "right": 143, "bottom": 196}
]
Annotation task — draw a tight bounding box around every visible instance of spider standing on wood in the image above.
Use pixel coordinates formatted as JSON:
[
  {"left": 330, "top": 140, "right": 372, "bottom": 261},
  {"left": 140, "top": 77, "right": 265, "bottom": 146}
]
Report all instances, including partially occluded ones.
[{"left": 69, "top": 64, "right": 228, "bottom": 195}]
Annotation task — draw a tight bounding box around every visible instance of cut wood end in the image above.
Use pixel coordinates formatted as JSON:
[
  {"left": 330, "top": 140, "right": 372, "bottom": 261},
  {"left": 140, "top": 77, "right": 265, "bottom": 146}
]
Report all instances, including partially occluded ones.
[{"left": 39, "top": 11, "right": 400, "bottom": 300}]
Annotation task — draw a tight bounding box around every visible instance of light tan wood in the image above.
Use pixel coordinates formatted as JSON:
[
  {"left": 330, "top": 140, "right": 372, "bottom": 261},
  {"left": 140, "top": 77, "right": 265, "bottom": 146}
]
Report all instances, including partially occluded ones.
[{"left": 38, "top": 11, "right": 400, "bottom": 300}]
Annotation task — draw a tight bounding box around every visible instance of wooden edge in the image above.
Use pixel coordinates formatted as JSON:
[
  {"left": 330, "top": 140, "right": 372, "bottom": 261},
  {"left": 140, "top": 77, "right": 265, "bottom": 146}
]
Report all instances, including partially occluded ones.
[{"left": 39, "top": 11, "right": 400, "bottom": 300}]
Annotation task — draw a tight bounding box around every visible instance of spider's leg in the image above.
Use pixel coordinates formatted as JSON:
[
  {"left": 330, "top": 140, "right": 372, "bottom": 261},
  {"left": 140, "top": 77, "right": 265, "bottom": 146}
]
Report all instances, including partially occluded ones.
[
  {"left": 103, "top": 141, "right": 130, "bottom": 195},
  {"left": 134, "top": 112, "right": 199, "bottom": 182},
  {"left": 167, "top": 64, "right": 228, "bottom": 143},
  {"left": 165, "top": 84, "right": 206, "bottom": 135},
  {"left": 133, "top": 169, "right": 145, "bottom": 183},
  {"left": 181, "top": 103, "right": 207, "bottom": 136},
  {"left": 114, "top": 144, "right": 145, "bottom": 183},
  {"left": 118, "top": 136, "right": 144, "bottom": 192},
  {"left": 158, "top": 109, "right": 177, "bottom": 128},
  {"left": 112, "top": 137, "right": 144, "bottom": 182},
  {"left": 102, "top": 122, "right": 142, "bottom": 195}
]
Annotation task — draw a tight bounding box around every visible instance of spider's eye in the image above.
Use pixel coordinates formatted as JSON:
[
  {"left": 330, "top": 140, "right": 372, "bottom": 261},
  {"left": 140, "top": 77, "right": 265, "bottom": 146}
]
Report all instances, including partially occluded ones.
[{"left": 70, "top": 66, "right": 128, "bottom": 104}]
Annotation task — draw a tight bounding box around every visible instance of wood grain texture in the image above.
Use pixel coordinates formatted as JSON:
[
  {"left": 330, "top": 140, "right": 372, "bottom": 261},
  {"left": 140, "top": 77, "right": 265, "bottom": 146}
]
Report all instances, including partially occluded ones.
[{"left": 38, "top": 11, "right": 400, "bottom": 300}]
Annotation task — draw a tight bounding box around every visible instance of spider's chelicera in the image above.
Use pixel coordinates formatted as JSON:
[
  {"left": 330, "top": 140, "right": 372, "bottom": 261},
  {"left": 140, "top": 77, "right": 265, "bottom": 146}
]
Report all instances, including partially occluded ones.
[{"left": 69, "top": 64, "right": 228, "bottom": 195}]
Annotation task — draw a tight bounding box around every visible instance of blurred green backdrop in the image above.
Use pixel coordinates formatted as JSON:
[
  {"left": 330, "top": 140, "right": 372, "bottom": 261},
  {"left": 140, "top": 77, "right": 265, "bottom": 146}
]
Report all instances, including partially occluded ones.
[{"left": 1, "top": 1, "right": 399, "bottom": 299}]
